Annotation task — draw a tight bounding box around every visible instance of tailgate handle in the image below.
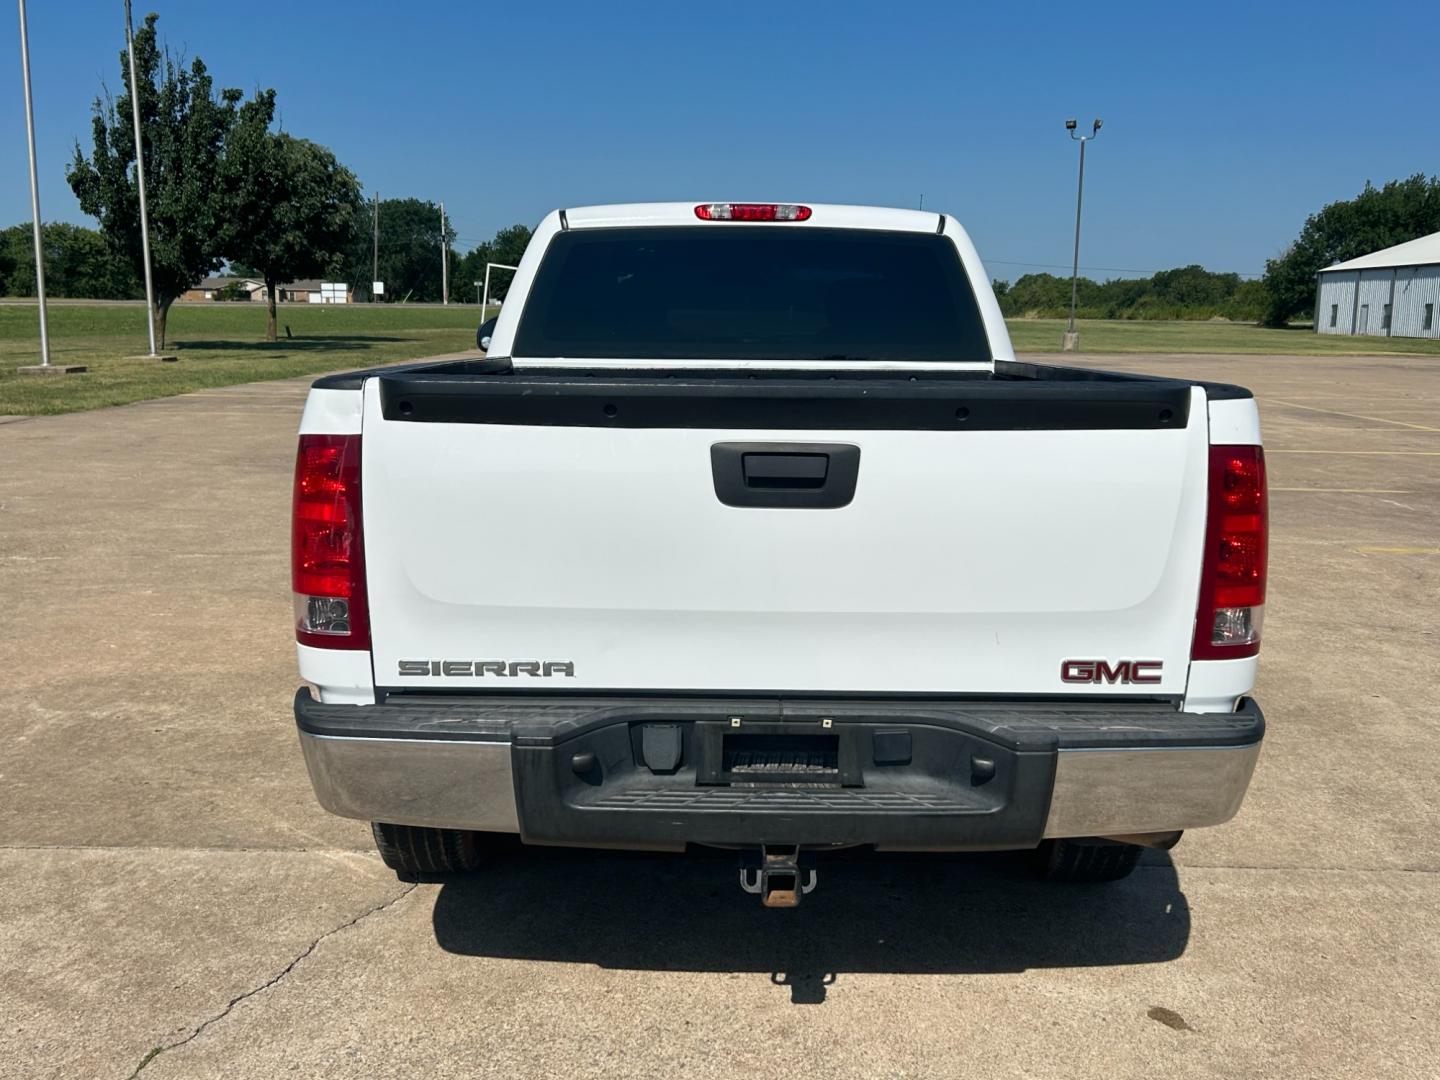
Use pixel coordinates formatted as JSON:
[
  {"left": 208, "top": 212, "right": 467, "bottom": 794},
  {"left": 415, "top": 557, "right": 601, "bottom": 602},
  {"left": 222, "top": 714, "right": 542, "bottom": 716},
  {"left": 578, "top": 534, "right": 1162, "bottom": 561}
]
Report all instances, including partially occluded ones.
[
  {"left": 711, "top": 442, "right": 860, "bottom": 509},
  {"left": 742, "top": 453, "right": 828, "bottom": 489}
]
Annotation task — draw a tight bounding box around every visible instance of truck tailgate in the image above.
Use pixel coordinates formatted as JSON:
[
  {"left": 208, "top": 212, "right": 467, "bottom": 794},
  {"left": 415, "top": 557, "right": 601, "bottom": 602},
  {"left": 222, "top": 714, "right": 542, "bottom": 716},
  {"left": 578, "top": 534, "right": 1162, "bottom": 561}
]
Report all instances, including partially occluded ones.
[{"left": 359, "top": 372, "right": 1209, "bottom": 697}]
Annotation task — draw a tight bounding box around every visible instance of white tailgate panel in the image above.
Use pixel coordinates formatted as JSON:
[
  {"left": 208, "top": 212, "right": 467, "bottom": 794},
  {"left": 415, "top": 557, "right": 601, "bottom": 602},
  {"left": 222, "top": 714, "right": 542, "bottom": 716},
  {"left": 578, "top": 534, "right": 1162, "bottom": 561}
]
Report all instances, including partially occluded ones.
[{"left": 363, "top": 382, "right": 1208, "bottom": 695}]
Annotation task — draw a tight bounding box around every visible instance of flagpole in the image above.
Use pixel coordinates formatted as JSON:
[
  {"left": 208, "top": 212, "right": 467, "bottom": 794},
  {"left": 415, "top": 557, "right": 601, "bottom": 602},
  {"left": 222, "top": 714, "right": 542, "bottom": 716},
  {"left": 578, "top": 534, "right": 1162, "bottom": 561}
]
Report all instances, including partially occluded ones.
[
  {"left": 125, "top": 0, "right": 159, "bottom": 355},
  {"left": 17, "top": 0, "right": 51, "bottom": 368}
]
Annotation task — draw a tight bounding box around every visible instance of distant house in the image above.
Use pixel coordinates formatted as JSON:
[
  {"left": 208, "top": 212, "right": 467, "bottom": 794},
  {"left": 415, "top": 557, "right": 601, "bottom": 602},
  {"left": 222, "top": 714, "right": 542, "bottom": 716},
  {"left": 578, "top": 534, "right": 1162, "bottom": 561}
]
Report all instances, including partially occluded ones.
[
  {"left": 278, "top": 280, "right": 319, "bottom": 303},
  {"left": 285, "top": 280, "right": 353, "bottom": 304},
  {"left": 182, "top": 275, "right": 264, "bottom": 302},
  {"left": 179, "top": 276, "right": 353, "bottom": 303}
]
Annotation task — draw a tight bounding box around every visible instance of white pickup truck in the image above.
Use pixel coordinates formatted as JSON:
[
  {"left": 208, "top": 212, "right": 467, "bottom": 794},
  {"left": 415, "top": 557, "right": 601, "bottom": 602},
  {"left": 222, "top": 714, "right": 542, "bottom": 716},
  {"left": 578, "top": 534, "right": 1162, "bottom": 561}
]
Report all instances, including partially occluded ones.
[{"left": 292, "top": 202, "right": 1266, "bottom": 906}]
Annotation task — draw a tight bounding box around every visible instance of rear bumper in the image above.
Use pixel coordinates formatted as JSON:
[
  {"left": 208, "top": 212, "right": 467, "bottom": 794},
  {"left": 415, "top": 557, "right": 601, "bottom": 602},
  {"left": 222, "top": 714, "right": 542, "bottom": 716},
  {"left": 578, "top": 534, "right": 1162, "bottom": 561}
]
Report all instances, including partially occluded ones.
[{"left": 294, "top": 689, "right": 1263, "bottom": 850}]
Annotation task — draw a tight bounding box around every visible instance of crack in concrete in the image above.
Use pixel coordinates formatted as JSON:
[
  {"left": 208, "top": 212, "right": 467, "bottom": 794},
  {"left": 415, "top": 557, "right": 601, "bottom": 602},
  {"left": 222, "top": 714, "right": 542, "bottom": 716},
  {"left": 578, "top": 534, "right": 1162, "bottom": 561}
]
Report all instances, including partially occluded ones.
[{"left": 124, "top": 882, "right": 417, "bottom": 1078}]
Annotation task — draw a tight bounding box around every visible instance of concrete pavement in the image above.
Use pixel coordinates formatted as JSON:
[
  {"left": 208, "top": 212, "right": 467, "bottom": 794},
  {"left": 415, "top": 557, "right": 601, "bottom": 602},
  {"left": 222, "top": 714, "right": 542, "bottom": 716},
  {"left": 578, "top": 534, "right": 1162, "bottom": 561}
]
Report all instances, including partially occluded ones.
[{"left": 1, "top": 354, "right": 1436, "bottom": 1079}]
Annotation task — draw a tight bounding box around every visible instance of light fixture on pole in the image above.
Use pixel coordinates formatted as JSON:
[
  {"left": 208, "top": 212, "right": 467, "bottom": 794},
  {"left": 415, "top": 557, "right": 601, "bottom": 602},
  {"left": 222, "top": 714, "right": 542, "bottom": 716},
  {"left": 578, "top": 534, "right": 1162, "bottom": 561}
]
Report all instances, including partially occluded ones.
[
  {"left": 1062, "top": 117, "right": 1102, "bottom": 353},
  {"left": 15, "top": 0, "right": 83, "bottom": 375},
  {"left": 125, "top": 0, "right": 159, "bottom": 356}
]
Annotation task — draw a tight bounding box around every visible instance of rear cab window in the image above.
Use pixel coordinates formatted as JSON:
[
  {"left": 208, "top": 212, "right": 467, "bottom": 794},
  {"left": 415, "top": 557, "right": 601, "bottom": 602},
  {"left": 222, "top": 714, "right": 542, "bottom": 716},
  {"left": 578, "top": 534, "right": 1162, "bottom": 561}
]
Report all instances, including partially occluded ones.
[{"left": 512, "top": 226, "right": 991, "bottom": 363}]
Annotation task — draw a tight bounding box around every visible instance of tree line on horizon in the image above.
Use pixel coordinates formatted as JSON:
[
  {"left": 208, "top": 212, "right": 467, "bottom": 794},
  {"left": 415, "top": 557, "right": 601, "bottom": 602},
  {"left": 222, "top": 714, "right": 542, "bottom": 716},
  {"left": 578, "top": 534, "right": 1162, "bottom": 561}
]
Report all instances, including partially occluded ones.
[
  {"left": 993, "top": 265, "right": 1269, "bottom": 322},
  {"left": 3, "top": 13, "right": 1437, "bottom": 337},
  {"left": 0, "top": 209, "right": 532, "bottom": 313},
  {"left": 995, "top": 174, "right": 1440, "bottom": 324}
]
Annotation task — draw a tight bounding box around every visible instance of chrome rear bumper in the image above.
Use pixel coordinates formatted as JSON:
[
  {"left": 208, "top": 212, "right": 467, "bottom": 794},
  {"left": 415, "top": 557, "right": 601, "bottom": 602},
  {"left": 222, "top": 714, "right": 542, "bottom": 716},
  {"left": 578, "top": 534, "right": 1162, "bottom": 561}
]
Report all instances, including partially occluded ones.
[
  {"left": 299, "top": 731, "right": 518, "bottom": 832},
  {"left": 1044, "top": 742, "right": 1260, "bottom": 838},
  {"left": 295, "top": 689, "right": 1263, "bottom": 846}
]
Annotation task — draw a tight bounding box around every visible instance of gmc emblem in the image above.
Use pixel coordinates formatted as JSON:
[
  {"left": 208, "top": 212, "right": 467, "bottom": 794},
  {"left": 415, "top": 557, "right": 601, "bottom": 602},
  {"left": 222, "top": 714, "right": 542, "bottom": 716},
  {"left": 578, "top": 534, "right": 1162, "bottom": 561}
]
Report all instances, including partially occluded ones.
[{"left": 1061, "top": 659, "right": 1163, "bottom": 685}]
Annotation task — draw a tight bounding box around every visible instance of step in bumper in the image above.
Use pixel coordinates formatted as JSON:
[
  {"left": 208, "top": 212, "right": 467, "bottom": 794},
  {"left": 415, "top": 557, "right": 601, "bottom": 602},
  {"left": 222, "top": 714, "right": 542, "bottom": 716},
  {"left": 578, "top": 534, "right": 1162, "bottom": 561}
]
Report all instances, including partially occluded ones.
[{"left": 294, "top": 689, "right": 1264, "bottom": 849}]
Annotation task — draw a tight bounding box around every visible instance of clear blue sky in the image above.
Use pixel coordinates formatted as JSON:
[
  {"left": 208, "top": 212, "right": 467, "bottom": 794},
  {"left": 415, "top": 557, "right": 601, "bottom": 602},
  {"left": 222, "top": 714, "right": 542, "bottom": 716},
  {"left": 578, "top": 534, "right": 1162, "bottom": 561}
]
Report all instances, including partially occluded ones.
[{"left": 2, "top": 0, "right": 1430, "bottom": 281}]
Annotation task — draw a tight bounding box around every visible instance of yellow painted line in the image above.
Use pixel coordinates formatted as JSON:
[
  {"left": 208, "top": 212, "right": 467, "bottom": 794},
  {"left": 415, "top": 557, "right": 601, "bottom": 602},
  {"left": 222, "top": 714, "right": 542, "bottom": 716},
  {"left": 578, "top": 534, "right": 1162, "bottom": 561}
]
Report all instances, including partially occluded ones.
[
  {"left": 1266, "top": 449, "right": 1440, "bottom": 456},
  {"left": 1264, "top": 398, "right": 1440, "bottom": 433},
  {"left": 1352, "top": 547, "right": 1440, "bottom": 555},
  {"left": 1271, "top": 487, "right": 1412, "bottom": 493}
]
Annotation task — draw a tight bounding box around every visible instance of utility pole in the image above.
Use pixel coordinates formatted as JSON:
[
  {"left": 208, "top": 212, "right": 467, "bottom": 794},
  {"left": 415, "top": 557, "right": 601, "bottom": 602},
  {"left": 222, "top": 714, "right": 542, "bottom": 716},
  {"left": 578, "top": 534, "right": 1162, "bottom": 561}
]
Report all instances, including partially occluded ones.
[
  {"left": 125, "top": 0, "right": 159, "bottom": 355},
  {"left": 371, "top": 192, "right": 378, "bottom": 302},
  {"left": 1062, "top": 117, "right": 1102, "bottom": 352},
  {"left": 439, "top": 202, "right": 448, "bottom": 305}
]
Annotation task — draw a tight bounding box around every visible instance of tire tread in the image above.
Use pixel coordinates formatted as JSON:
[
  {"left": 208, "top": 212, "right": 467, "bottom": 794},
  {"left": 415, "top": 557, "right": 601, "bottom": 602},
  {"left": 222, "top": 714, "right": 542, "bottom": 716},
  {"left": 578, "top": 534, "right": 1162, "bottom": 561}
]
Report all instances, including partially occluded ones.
[
  {"left": 371, "top": 822, "right": 483, "bottom": 879},
  {"left": 1034, "top": 837, "right": 1144, "bottom": 882}
]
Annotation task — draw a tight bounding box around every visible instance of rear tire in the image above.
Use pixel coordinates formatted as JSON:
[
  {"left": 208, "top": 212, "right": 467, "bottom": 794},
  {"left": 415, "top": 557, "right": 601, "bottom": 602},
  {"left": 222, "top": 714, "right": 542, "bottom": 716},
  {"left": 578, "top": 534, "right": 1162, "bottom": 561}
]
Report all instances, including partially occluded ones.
[
  {"left": 1032, "top": 837, "right": 1144, "bottom": 882},
  {"left": 371, "top": 822, "right": 487, "bottom": 880}
]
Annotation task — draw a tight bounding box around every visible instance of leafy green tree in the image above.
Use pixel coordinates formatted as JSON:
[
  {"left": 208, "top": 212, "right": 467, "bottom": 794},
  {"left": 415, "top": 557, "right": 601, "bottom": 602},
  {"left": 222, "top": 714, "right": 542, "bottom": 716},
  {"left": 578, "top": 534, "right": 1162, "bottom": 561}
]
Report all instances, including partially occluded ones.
[
  {"left": 0, "top": 222, "right": 142, "bottom": 298},
  {"left": 451, "top": 223, "right": 533, "bottom": 303},
  {"left": 994, "top": 265, "right": 1266, "bottom": 322},
  {"left": 0, "top": 231, "right": 15, "bottom": 296},
  {"left": 1097, "top": 276, "right": 1150, "bottom": 315},
  {"left": 213, "top": 280, "right": 250, "bottom": 302},
  {"left": 1150, "top": 265, "right": 1236, "bottom": 309},
  {"left": 1262, "top": 174, "right": 1440, "bottom": 326},
  {"left": 221, "top": 91, "right": 363, "bottom": 340},
  {"left": 1229, "top": 279, "right": 1268, "bottom": 321},
  {"left": 999, "top": 272, "right": 1098, "bottom": 317},
  {"left": 67, "top": 13, "right": 242, "bottom": 346},
  {"left": 344, "top": 197, "right": 454, "bottom": 303}
]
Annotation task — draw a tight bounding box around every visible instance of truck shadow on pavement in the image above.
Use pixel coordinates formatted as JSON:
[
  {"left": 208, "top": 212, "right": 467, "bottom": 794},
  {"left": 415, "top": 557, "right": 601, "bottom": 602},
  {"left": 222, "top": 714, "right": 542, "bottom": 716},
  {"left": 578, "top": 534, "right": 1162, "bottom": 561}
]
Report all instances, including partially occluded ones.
[{"left": 431, "top": 847, "right": 1189, "bottom": 1002}]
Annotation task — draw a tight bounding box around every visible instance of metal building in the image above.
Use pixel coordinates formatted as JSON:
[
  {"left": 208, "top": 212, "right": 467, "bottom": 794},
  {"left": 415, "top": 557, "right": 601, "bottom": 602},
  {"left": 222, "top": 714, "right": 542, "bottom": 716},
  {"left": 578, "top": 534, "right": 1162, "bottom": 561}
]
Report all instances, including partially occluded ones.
[{"left": 1314, "top": 231, "right": 1440, "bottom": 338}]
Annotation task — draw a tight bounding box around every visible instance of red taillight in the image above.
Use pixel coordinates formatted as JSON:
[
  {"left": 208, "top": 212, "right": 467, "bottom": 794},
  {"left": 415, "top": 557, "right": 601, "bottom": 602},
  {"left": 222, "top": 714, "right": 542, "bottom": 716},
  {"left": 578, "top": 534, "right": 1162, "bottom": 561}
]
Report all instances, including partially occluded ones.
[
  {"left": 694, "top": 203, "right": 812, "bottom": 222},
  {"left": 1192, "top": 445, "right": 1267, "bottom": 660},
  {"left": 292, "top": 434, "right": 369, "bottom": 650}
]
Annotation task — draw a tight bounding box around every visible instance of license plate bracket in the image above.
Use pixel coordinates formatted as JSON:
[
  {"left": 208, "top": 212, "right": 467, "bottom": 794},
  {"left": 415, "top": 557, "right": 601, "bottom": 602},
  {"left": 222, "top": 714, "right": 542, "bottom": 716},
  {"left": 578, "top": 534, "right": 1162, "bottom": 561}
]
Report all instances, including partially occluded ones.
[{"left": 695, "top": 721, "right": 863, "bottom": 786}]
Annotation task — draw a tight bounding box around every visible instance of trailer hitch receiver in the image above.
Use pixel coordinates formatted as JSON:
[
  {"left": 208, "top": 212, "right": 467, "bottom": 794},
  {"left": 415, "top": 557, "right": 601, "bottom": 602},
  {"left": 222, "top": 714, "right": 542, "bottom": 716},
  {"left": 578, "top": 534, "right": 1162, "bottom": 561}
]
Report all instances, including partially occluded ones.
[{"left": 739, "top": 846, "right": 818, "bottom": 908}]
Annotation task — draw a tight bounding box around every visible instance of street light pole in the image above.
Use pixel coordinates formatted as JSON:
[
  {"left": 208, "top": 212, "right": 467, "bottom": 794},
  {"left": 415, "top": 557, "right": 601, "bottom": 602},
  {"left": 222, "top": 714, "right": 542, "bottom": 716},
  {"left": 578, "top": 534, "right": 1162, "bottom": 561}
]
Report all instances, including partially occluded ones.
[
  {"left": 16, "top": 0, "right": 51, "bottom": 368},
  {"left": 1063, "top": 117, "right": 1101, "bottom": 352},
  {"left": 125, "top": 0, "right": 159, "bottom": 355}
]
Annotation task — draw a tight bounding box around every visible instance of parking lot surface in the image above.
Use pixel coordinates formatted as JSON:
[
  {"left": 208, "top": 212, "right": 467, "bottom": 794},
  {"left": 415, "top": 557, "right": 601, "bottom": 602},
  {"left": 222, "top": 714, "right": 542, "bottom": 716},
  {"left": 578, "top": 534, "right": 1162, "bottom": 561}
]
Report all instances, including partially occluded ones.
[{"left": 2, "top": 353, "right": 1436, "bottom": 1079}]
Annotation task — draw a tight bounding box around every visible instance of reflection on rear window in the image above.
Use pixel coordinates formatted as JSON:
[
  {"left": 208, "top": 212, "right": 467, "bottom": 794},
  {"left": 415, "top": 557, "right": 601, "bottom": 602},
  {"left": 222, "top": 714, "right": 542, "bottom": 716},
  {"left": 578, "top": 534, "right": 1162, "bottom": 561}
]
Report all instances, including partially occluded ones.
[{"left": 512, "top": 226, "right": 991, "bottom": 362}]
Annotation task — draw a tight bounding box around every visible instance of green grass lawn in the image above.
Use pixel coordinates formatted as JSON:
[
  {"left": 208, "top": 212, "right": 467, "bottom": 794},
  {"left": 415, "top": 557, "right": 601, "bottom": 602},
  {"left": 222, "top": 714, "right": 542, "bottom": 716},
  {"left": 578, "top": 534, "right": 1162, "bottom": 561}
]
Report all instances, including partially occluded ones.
[
  {"left": 2, "top": 303, "right": 1437, "bottom": 416},
  {"left": 0, "top": 301, "right": 488, "bottom": 415},
  {"left": 1008, "top": 317, "right": 1440, "bottom": 356}
]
